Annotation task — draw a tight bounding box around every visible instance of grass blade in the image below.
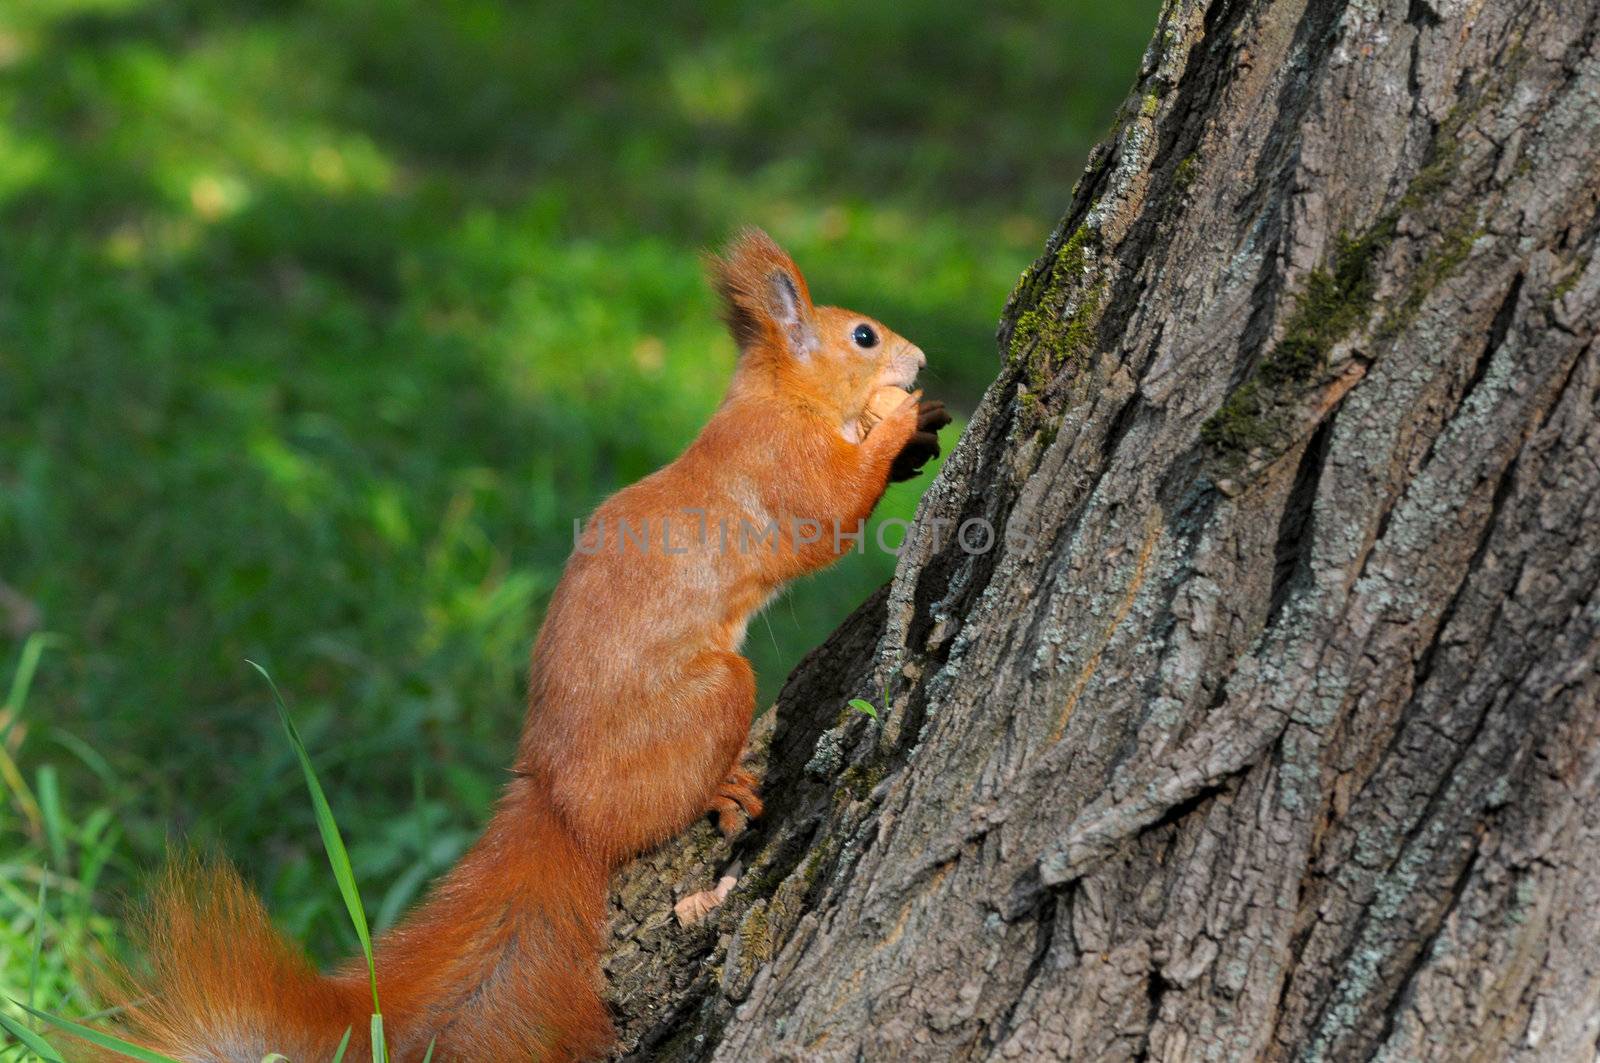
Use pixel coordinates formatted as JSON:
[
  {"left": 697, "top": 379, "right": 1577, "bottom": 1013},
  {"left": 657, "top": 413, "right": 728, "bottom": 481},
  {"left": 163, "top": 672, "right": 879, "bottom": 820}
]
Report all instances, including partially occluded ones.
[
  {"left": 246, "top": 662, "right": 386, "bottom": 1061},
  {"left": 329, "top": 1026, "right": 352, "bottom": 1063},
  {"left": 8, "top": 1002, "right": 182, "bottom": 1063},
  {"left": 28, "top": 874, "right": 47, "bottom": 1014},
  {"left": 36, "top": 766, "right": 66, "bottom": 873},
  {"left": 2, "top": 633, "right": 61, "bottom": 721},
  {"left": 421, "top": 1036, "right": 436, "bottom": 1063},
  {"left": 0, "top": 1009, "right": 64, "bottom": 1063},
  {"left": 245, "top": 662, "right": 382, "bottom": 1020},
  {"left": 0, "top": 635, "right": 58, "bottom": 838}
]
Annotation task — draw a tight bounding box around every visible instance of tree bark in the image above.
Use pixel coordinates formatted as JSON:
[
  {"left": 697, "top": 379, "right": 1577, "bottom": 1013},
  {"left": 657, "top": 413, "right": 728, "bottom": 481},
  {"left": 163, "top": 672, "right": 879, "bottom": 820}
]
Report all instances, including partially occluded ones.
[{"left": 601, "top": 0, "right": 1600, "bottom": 1058}]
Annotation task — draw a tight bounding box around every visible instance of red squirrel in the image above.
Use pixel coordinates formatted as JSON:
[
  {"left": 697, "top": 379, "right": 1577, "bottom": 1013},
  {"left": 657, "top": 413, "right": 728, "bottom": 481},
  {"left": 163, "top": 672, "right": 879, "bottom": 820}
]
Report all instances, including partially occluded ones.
[{"left": 108, "top": 229, "right": 952, "bottom": 1062}]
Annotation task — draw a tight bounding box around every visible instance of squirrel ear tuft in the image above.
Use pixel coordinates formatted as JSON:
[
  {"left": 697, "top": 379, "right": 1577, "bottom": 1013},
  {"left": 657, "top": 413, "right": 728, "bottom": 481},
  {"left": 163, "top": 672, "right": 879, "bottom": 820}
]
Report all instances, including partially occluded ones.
[{"left": 707, "top": 227, "right": 817, "bottom": 356}]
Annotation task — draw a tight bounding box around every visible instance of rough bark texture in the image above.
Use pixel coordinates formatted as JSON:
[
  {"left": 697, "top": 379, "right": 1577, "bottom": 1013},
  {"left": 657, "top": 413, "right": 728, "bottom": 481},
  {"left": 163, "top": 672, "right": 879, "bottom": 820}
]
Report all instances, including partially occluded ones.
[{"left": 601, "top": 0, "right": 1600, "bottom": 1058}]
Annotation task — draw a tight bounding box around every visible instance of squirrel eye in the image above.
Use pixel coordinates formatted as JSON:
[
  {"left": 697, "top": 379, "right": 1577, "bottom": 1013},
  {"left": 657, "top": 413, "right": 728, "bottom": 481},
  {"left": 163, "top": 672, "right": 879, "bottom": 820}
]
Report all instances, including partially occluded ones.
[{"left": 851, "top": 324, "right": 879, "bottom": 349}]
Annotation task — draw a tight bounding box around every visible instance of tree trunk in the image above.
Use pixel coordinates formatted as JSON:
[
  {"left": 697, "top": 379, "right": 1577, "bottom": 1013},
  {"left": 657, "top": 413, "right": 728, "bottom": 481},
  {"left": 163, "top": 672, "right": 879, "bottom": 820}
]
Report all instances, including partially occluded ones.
[{"left": 600, "top": 0, "right": 1600, "bottom": 1058}]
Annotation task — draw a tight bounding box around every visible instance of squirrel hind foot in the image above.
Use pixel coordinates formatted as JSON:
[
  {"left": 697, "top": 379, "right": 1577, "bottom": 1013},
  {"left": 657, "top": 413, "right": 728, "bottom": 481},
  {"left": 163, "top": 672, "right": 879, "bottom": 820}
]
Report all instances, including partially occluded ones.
[{"left": 707, "top": 768, "right": 763, "bottom": 837}]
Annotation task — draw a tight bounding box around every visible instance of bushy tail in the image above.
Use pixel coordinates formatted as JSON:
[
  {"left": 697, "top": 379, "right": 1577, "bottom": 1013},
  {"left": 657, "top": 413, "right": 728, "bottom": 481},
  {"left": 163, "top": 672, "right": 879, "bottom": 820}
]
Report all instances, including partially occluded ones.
[
  {"left": 104, "top": 855, "right": 368, "bottom": 1063},
  {"left": 102, "top": 784, "right": 614, "bottom": 1063}
]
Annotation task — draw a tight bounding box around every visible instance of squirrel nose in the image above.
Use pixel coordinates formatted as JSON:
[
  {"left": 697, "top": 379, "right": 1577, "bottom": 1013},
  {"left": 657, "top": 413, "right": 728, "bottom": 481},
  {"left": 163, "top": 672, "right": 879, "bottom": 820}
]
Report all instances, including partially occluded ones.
[{"left": 909, "top": 344, "right": 927, "bottom": 368}]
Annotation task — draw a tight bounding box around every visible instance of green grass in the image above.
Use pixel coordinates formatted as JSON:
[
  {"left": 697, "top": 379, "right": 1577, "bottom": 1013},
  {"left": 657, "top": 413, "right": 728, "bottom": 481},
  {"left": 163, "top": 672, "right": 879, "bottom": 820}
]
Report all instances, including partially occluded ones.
[
  {"left": 1, "top": 634, "right": 129, "bottom": 1052},
  {"left": 3, "top": 1002, "right": 176, "bottom": 1063},
  {"left": 2, "top": 664, "right": 390, "bottom": 1062},
  {"left": 0, "top": 0, "right": 1159, "bottom": 1031}
]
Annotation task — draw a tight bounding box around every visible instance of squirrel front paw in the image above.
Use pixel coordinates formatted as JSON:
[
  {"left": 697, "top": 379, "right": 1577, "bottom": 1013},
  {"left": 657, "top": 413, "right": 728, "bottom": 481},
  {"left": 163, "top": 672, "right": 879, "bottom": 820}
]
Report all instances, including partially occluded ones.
[
  {"left": 889, "top": 399, "right": 953, "bottom": 482},
  {"left": 706, "top": 766, "right": 764, "bottom": 838}
]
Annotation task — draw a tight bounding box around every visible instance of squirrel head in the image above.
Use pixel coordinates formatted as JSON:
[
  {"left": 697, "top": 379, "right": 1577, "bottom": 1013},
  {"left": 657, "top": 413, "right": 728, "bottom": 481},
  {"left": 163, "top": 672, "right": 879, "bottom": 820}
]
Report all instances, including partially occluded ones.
[{"left": 708, "top": 227, "right": 925, "bottom": 434}]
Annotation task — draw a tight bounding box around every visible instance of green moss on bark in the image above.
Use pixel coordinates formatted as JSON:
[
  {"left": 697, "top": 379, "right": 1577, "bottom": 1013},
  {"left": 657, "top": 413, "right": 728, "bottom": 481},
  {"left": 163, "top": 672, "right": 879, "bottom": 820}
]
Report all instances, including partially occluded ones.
[
  {"left": 1202, "top": 217, "right": 1396, "bottom": 456},
  {"left": 1172, "top": 152, "right": 1199, "bottom": 193},
  {"left": 1202, "top": 89, "right": 1494, "bottom": 465},
  {"left": 1008, "top": 220, "right": 1108, "bottom": 418},
  {"left": 1379, "top": 215, "right": 1481, "bottom": 338}
]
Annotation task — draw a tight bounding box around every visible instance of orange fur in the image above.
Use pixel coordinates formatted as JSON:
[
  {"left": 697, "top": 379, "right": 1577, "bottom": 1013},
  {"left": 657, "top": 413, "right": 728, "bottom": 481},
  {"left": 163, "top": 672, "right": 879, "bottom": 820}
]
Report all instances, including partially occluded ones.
[{"left": 106, "top": 228, "right": 931, "bottom": 1062}]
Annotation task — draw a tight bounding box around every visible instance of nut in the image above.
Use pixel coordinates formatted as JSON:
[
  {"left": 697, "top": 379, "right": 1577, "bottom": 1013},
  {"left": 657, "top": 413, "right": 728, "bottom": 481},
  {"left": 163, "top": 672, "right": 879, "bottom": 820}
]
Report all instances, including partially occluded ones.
[{"left": 858, "top": 386, "right": 910, "bottom": 432}]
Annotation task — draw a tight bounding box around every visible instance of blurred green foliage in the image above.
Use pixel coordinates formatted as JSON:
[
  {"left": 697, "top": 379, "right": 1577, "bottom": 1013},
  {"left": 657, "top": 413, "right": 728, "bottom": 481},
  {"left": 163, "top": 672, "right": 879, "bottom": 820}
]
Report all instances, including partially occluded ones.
[{"left": 0, "top": 0, "right": 1158, "bottom": 1017}]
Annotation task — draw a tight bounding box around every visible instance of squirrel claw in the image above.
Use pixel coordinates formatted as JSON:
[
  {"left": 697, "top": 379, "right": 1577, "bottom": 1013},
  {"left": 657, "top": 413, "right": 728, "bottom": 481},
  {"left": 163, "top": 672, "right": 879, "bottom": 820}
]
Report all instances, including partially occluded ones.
[
  {"left": 889, "top": 399, "right": 953, "bottom": 482},
  {"left": 707, "top": 767, "right": 764, "bottom": 838}
]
